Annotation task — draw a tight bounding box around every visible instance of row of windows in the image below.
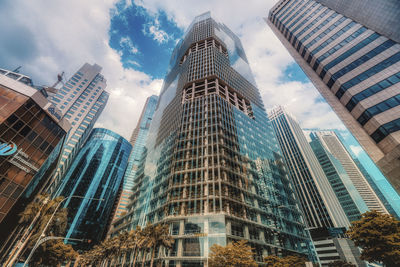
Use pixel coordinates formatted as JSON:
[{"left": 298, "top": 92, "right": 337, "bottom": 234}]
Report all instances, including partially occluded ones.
[
  {"left": 357, "top": 94, "right": 400, "bottom": 126},
  {"left": 320, "top": 33, "right": 380, "bottom": 78},
  {"left": 346, "top": 72, "right": 400, "bottom": 112},
  {"left": 288, "top": 3, "right": 321, "bottom": 39},
  {"left": 326, "top": 39, "right": 395, "bottom": 88},
  {"left": 304, "top": 16, "right": 346, "bottom": 50},
  {"left": 307, "top": 21, "right": 357, "bottom": 63},
  {"left": 285, "top": 1, "right": 316, "bottom": 31},
  {"left": 294, "top": 9, "right": 331, "bottom": 49},
  {"left": 371, "top": 117, "right": 400, "bottom": 143},
  {"left": 275, "top": 0, "right": 303, "bottom": 24},
  {"left": 335, "top": 52, "right": 400, "bottom": 99}
]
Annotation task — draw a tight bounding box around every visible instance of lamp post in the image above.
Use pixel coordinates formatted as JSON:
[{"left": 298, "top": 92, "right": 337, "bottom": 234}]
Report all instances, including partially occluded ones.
[{"left": 23, "top": 195, "right": 103, "bottom": 267}]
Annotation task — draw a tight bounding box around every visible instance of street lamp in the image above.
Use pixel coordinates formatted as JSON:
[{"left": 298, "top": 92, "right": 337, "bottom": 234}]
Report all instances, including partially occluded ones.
[{"left": 23, "top": 195, "right": 103, "bottom": 267}]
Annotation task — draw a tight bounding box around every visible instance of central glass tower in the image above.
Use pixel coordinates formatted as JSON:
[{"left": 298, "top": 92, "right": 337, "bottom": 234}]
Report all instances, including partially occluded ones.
[{"left": 121, "top": 12, "right": 313, "bottom": 266}]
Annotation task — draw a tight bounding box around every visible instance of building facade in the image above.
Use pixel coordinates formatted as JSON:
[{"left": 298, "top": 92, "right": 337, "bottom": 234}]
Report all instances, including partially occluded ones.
[
  {"left": 115, "top": 12, "right": 314, "bottom": 266},
  {"left": 0, "top": 74, "right": 70, "bottom": 259},
  {"left": 269, "top": 107, "right": 364, "bottom": 266},
  {"left": 56, "top": 128, "right": 131, "bottom": 250},
  {"left": 50, "top": 63, "right": 109, "bottom": 194},
  {"left": 267, "top": 0, "right": 400, "bottom": 194},
  {"left": 310, "top": 131, "right": 387, "bottom": 214},
  {"left": 308, "top": 133, "right": 368, "bottom": 221},
  {"left": 111, "top": 95, "right": 158, "bottom": 223}
]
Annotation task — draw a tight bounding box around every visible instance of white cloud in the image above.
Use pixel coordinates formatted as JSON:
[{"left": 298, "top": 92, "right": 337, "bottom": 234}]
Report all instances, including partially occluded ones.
[
  {"left": 0, "top": 0, "right": 348, "bottom": 141},
  {"left": 0, "top": 0, "right": 161, "bottom": 139},
  {"left": 142, "top": 18, "right": 171, "bottom": 44},
  {"left": 119, "top": 36, "right": 139, "bottom": 54},
  {"left": 131, "top": 0, "right": 345, "bottom": 130}
]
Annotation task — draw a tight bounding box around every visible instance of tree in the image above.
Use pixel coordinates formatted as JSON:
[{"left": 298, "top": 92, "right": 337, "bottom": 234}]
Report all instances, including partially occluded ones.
[
  {"left": 327, "top": 260, "right": 356, "bottom": 267},
  {"left": 144, "top": 224, "right": 174, "bottom": 267},
  {"left": 347, "top": 210, "right": 400, "bottom": 267},
  {"left": 208, "top": 240, "right": 257, "bottom": 267},
  {"left": 30, "top": 239, "right": 77, "bottom": 266},
  {"left": 264, "top": 255, "right": 282, "bottom": 266},
  {"left": 19, "top": 194, "right": 77, "bottom": 266},
  {"left": 264, "top": 254, "right": 306, "bottom": 267}
]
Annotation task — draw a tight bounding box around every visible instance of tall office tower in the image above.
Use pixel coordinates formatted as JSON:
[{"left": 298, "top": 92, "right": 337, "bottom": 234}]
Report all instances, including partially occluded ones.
[
  {"left": 0, "top": 74, "right": 70, "bottom": 260},
  {"left": 56, "top": 128, "right": 131, "bottom": 250},
  {"left": 269, "top": 107, "right": 364, "bottom": 266},
  {"left": 117, "top": 12, "right": 314, "bottom": 266},
  {"left": 111, "top": 95, "right": 158, "bottom": 223},
  {"left": 311, "top": 131, "right": 387, "bottom": 214},
  {"left": 49, "top": 63, "right": 109, "bottom": 194},
  {"left": 352, "top": 157, "right": 400, "bottom": 218},
  {"left": 308, "top": 133, "right": 369, "bottom": 222},
  {"left": 266, "top": 0, "right": 400, "bottom": 194}
]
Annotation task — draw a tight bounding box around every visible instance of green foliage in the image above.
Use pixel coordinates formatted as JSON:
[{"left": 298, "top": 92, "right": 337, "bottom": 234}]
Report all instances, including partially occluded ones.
[
  {"left": 19, "top": 194, "right": 77, "bottom": 266},
  {"left": 264, "top": 254, "right": 307, "bottom": 267},
  {"left": 208, "top": 240, "right": 257, "bottom": 267},
  {"left": 30, "top": 239, "right": 77, "bottom": 266},
  {"left": 80, "top": 223, "right": 174, "bottom": 267},
  {"left": 347, "top": 210, "right": 400, "bottom": 267},
  {"left": 327, "top": 260, "right": 356, "bottom": 267}
]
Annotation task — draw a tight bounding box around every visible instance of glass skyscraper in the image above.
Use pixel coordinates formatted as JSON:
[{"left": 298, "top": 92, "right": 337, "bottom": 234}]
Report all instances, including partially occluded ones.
[
  {"left": 266, "top": 0, "right": 400, "bottom": 194},
  {"left": 49, "top": 63, "right": 109, "bottom": 194},
  {"left": 269, "top": 106, "right": 365, "bottom": 266},
  {"left": 115, "top": 12, "right": 314, "bottom": 266},
  {"left": 309, "top": 131, "right": 387, "bottom": 214},
  {"left": 111, "top": 95, "right": 158, "bottom": 224},
  {"left": 56, "top": 128, "right": 131, "bottom": 250},
  {"left": 308, "top": 133, "right": 368, "bottom": 222}
]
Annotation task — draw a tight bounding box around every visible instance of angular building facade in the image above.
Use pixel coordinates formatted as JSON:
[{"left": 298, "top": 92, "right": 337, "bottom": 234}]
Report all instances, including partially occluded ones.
[
  {"left": 267, "top": 0, "right": 400, "bottom": 194},
  {"left": 0, "top": 74, "right": 70, "bottom": 259},
  {"left": 111, "top": 95, "right": 158, "bottom": 223},
  {"left": 116, "top": 12, "right": 314, "bottom": 266},
  {"left": 269, "top": 107, "right": 364, "bottom": 266},
  {"left": 310, "top": 131, "right": 387, "bottom": 214},
  {"left": 49, "top": 63, "right": 109, "bottom": 194},
  {"left": 56, "top": 128, "right": 131, "bottom": 250},
  {"left": 308, "top": 133, "right": 369, "bottom": 222}
]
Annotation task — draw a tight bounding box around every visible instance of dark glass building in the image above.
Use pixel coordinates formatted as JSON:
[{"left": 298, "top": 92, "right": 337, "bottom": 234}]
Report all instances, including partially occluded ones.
[
  {"left": 117, "top": 12, "right": 314, "bottom": 266},
  {"left": 56, "top": 128, "right": 131, "bottom": 250},
  {"left": 0, "top": 74, "right": 70, "bottom": 259}
]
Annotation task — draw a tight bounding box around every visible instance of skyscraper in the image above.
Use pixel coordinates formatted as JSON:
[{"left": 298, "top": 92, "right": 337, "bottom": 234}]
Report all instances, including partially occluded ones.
[
  {"left": 116, "top": 12, "right": 314, "bottom": 266},
  {"left": 49, "top": 63, "right": 109, "bottom": 193},
  {"left": 0, "top": 74, "right": 70, "bottom": 259},
  {"left": 308, "top": 133, "right": 368, "bottom": 221},
  {"left": 56, "top": 128, "right": 131, "bottom": 250},
  {"left": 269, "top": 106, "right": 364, "bottom": 266},
  {"left": 266, "top": 0, "right": 400, "bottom": 194},
  {"left": 111, "top": 95, "right": 158, "bottom": 224},
  {"left": 310, "top": 131, "right": 387, "bottom": 214}
]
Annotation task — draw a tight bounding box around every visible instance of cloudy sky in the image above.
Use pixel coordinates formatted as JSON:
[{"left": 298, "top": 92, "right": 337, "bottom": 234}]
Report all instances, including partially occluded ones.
[{"left": 1, "top": 0, "right": 399, "bottom": 210}]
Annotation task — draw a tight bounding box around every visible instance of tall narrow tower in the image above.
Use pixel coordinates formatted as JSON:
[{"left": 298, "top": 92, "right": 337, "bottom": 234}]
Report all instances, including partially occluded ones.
[
  {"left": 311, "top": 131, "right": 388, "bottom": 214},
  {"left": 110, "top": 95, "right": 158, "bottom": 225},
  {"left": 118, "top": 12, "right": 313, "bottom": 266},
  {"left": 269, "top": 106, "right": 365, "bottom": 266},
  {"left": 266, "top": 0, "right": 400, "bottom": 194},
  {"left": 49, "top": 63, "right": 109, "bottom": 194}
]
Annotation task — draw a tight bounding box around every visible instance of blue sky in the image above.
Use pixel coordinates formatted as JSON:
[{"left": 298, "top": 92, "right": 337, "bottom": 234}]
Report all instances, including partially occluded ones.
[
  {"left": 0, "top": 0, "right": 399, "bottom": 215},
  {"left": 109, "top": 2, "right": 182, "bottom": 78}
]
